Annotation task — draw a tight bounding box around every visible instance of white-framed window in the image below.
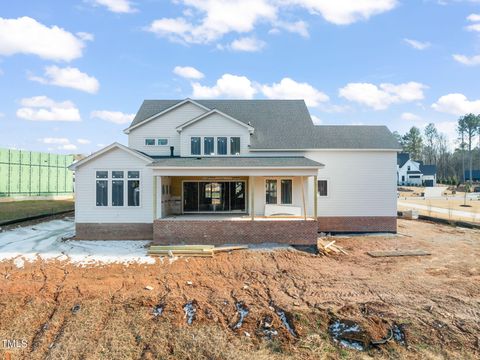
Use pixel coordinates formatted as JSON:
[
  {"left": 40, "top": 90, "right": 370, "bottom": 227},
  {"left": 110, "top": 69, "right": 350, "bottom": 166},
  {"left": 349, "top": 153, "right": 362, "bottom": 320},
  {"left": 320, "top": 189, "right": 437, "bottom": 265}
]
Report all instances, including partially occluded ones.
[
  {"left": 265, "top": 178, "right": 292, "bottom": 205},
  {"left": 95, "top": 170, "right": 141, "bottom": 207},
  {"left": 318, "top": 179, "right": 328, "bottom": 197},
  {"left": 145, "top": 138, "right": 155, "bottom": 146},
  {"left": 190, "top": 136, "right": 241, "bottom": 156},
  {"left": 145, "top": 138, "right": 169, "bottom": 146},
  {"left": 158, "top": 138, "right": 169, "bottom": 146}
]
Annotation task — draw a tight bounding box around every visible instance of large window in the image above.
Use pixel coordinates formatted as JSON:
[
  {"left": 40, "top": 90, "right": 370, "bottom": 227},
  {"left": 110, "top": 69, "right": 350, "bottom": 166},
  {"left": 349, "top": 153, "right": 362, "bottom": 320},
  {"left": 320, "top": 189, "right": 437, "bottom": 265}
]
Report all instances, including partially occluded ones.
[
  {"left": 217, "top": 137, "right": 227, "bottom": 155},
  {"left": 183, "top": 181, "right": 246, "bottom": 212},
  {"left": 265, "top": 180, "right": 277, "bottom": 205},
  {"left": 281, "top": 179, "right": 292, "bottom": 204},
  {"left": 191, "top": 137, "right": 201, "bottom": 155},
  {"left": 318, "top": 180, "right": 328, "bottom": 197},
  {"left": 230, "top": 137, "right": 240, "bottom": 155},
  {"left": 95, "top": 170, "right": 140, "bottom": 207},
  {"left": 204, "top": 137, "right": 214, "bottom": 155}
]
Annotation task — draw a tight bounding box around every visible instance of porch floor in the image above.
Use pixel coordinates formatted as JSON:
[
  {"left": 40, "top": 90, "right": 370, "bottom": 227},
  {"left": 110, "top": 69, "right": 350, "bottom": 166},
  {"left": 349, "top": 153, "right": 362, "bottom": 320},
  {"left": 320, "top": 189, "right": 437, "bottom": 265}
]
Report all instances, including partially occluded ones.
[{"left": 157, "top": 214, "right": 316, "bottom": 221}]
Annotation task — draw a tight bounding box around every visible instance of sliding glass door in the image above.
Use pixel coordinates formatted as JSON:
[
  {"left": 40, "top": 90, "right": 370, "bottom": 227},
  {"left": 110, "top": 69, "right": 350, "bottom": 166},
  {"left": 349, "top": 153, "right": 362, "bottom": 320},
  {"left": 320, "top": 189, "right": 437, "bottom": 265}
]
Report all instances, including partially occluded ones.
[{"left": 183, "top": 181, "right": 246, "bottom": 213}]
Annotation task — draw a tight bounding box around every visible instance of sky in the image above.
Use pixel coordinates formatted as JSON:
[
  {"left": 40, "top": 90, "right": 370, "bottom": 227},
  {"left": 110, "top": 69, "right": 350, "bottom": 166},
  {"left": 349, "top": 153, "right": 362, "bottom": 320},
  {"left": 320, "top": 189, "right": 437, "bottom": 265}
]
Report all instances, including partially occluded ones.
[{"left": 1, "top": 0, "right": 480, "bottom": 154}]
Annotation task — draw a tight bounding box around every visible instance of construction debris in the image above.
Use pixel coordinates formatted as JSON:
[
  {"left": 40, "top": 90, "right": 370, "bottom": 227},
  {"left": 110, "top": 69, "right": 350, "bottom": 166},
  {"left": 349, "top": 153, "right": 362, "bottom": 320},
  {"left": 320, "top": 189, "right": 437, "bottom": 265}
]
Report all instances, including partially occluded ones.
[
  {"left": 367, "top": 250, "right": 431, "bottom": 258},
  {"left": 317, "top": 239, "right": 348, "bottom": 256},
  {"left": 147, "top": 244, "right": 248, "bottom": 258}
]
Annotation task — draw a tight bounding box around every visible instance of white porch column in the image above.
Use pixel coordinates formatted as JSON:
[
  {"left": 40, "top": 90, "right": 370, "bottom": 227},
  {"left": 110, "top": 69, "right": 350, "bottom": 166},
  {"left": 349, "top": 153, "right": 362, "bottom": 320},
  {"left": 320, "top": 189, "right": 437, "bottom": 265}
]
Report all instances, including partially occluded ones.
[
  {"left": 301, "top": 176, "right": 307, "bottom": 220},
  {"left": 313, "top": 175, "right": 318, "bottom": 219},
  {"left": 154, "top": 176, "right": 163, "bottom": 219},
  {"left": 249, "top": 176, "right": 255, "bottom": 220}
]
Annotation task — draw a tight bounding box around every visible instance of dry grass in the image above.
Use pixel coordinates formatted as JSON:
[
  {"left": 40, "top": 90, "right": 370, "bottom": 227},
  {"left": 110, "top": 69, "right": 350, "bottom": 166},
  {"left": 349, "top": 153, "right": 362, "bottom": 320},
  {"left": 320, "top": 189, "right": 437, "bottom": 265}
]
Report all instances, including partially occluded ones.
[{"left": 0, "top": 200, "right": 74, "bottom": 223}]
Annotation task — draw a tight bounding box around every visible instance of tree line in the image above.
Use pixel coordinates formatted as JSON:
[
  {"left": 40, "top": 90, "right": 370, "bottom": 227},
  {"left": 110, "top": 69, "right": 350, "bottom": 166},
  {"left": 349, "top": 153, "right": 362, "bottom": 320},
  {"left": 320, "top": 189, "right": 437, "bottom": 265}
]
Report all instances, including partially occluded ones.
[{"left": 393, "top": 114, "right": 480, "bottom": 185}]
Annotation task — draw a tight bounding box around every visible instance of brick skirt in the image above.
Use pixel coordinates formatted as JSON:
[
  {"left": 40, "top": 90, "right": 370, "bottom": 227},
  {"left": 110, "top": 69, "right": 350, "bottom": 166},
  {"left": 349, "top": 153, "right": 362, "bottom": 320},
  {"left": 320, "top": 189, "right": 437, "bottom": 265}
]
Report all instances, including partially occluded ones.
[
  {"left": 153, "top": 219, "right": 319, "bottom": 245},
  {"left": 317, "top": 216, "right": 397, "bottom": 233},
  {"left": 75, "top": 223, "right": 153, "bottom": 240}
]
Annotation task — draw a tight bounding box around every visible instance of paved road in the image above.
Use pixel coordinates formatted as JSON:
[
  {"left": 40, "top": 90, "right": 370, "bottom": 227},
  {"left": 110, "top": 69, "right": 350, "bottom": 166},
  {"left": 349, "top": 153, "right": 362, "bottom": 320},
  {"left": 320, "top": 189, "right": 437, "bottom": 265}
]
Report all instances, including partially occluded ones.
[{"left": 398, "top": 201, "right": 480, "bottom": 221}]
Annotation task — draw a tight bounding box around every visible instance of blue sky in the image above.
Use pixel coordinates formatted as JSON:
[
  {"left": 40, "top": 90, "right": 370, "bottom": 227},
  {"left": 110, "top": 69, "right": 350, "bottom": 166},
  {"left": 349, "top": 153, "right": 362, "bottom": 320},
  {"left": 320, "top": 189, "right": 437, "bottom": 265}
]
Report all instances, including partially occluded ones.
[{"left": 1, "top": 0, "right": 480, "bottom": 153}]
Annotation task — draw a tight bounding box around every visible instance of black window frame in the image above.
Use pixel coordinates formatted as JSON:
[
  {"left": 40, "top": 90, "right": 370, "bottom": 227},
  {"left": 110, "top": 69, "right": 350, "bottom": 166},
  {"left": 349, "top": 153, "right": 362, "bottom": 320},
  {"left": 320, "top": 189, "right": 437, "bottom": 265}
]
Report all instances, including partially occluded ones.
[
  {"left": 145, "top": 138, "right": 155, "bottom": 146},
  {"left": 96, "top": 179, "right": 108, "bottom": 206},
  {"left": 217, "top": 137, "right": 227, "bottom": 155},
  {"left": 191, "top": 137, "right": 201, "bottom": 155},
  {"left": 265, "top": 179, "right": 278, "bottom": 205},
  {"left": 280, "top": 179, "right": 292, "bottom": 205},
  {"left": 318, "top": 180, "right": 328, "bottom": 197},
  {"left": 204, "top": 137, "right": 214, "bottom": 155},
  {"left": 230, "top": 137, "right": 240, "bottom": 155}
]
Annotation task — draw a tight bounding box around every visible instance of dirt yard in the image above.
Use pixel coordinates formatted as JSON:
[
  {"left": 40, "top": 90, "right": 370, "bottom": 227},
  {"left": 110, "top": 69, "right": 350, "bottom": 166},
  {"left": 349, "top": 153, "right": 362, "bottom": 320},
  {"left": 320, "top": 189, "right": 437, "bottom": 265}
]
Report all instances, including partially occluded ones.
[{"left": 0, "top": 219, "right": 479, "bottom": 359}]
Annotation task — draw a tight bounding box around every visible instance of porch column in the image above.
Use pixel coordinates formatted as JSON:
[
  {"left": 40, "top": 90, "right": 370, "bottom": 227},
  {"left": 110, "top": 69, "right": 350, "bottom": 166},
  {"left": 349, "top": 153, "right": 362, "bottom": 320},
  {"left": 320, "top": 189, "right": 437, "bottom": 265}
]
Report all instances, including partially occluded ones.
[
  {"left": 313, "top": 175, "right": 318, "bottom": 219},
  {"left": 153, "top": 175, "right": 157, "bottom": 220},
  {"left": 249, "top": 176, "right": 255, "bottom": 220}
]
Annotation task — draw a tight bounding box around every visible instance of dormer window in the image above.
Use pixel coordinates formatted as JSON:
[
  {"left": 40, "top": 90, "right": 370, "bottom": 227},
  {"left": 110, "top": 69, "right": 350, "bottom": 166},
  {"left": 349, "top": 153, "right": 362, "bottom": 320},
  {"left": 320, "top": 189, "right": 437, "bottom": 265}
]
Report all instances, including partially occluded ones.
[{"left": 190, "top": 136, "right": 241, "bottom": 156}]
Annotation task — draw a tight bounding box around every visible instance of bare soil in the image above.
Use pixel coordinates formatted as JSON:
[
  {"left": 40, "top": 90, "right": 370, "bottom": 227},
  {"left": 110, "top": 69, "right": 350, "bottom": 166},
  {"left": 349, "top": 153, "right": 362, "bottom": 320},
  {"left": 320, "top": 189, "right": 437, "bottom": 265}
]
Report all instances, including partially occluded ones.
[{"left": 0, "top": 219, "right": 479, "bottom": 359}]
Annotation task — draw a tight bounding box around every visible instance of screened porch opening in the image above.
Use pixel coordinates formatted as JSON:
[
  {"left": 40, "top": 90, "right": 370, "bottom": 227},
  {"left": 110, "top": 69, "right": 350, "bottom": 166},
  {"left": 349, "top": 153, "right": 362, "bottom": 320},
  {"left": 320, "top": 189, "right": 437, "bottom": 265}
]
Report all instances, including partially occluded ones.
[{"left": 183, "top": 180, "right": 246, "bottom": 213}]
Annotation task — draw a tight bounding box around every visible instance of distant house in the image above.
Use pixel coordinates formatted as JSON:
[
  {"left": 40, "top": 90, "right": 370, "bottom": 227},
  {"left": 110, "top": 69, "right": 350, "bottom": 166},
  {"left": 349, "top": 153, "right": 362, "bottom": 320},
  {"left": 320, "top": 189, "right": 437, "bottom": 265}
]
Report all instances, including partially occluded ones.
[
  {"left": 397, "top": 153, "right": 437, "bottom": 187},
  {"left": 464, "top": 170, "right": 480, "bottom": 182}
]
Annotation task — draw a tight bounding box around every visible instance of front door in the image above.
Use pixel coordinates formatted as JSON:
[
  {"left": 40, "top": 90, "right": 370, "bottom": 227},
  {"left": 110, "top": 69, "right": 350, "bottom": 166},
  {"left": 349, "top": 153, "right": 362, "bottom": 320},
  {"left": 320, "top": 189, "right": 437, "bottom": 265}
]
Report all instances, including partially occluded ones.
[{"left": 183, "top": 181, "right": 246, "bottom": 213}]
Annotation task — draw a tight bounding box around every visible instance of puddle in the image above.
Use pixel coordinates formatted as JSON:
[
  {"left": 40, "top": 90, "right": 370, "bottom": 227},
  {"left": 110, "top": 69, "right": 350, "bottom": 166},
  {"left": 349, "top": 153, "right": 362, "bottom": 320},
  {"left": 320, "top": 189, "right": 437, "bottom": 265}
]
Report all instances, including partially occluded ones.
[
  {"left": 183, "top": 301, "right": 197, "bottom": 325},
  {"left": 153, "top": 303, "right": 164, "bottom": 317},
  {"left": 231, "top": 301, "right": 249, "bottom": 330},
  {"left": 392, "top": 323, "right": 407, "bottom": 346},
  {"left": 71, "top": 304, "right": 81, "bottom": 314},
  {"left": 329, "top": 319, "right": 370, "bottom": 351},
  {"left": 258, "top": 315, "right": 278, "bottom": 339},
  {"left": 270, "top": 302, "right": 298, "bottom": 337}
]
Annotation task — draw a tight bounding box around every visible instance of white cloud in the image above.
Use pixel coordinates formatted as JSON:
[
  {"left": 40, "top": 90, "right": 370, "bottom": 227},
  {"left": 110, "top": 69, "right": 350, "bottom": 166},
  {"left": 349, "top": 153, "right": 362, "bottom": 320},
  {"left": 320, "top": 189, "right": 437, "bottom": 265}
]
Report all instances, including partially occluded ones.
[
  {"left": 173, "top": 65, "right": 204, "bottom": 79},
  {"left": 282, "top": 0, "right": 397, "bottom": 25},
  {"left": 0, "top": 17, "right": 86, "bottom": 61},
  {"left": 261, "top": 77, "right": 329, "bottom": 107},
  {"left": 29, "top": 66, "right": 100, "bottom": 93},
  {"left": 61, "top": 143, "right": 78, "bottom": 150},
  {"left": 339, "top": 82, "right": 427, "bottom": 110},
  {"left": 146, "top": 0, "right": 395, "bottom": 45},
  {"left": 453, "top": 54, "right": 480, "bottom": 66},
  {"left": 404, "top": 38, "right": 431, "bottom": 50},
  {"left": 192, "top": 74, "right": 257, "bottom": 99},
  {"left": 466, "top": 23, "right": 480, "bottom": 32},
  {"left": 17, "top": 96, "right": 81, "bottom": 122},
  {"left": 77, "top": 138, "right": 91, "bottom": 144},
  {"left": 91, "top": 110, "right": 135, "bottom": 124},
  {"left": 401, "top": 112, "right": 421, "bottom": 121},
  {"left": 467, "top": 13, "right": 480, "bottom": 22},
  {"left": 311, "top": 115, "right": 322, "bottom": 125},
  {"left": 91, "top": 0, "right": 136, "bottom": 13},
  {"left": 76, "top": 32, "right": 94, "bottom": 41},
  {"left": 40, "top": 137, "right": 70, "bottom": 145},
  {"left": 432, "top": 93, "right": 480, "bottom": 115},
  {"left": 230, "top": 37, "right": 266, "bottom": 52}
]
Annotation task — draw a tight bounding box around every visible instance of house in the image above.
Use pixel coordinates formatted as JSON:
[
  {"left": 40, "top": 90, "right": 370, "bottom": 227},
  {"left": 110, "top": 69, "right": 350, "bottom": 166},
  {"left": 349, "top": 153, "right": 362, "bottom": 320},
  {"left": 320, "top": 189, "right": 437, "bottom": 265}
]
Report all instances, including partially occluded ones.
[
  {"left": 397, "top": 153, "right": 437, "bottom": 187},
  {"left": 70, "top": 99, "right": 401, "bottom": 244}
]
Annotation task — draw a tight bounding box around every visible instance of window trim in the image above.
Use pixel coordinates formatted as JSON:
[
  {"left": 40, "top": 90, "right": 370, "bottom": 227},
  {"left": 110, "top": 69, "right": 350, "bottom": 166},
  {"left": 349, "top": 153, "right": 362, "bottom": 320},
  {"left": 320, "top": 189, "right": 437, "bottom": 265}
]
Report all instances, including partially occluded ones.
[
  {"left": 94, "top": 169, "right": 142, "bottom": 208},
  {"left": 190, "top": 136, "right": 201, "bottom": 155},
  {"left": 317, "top": 179, "right": 329, "bottom": 198},
  {"left": 157, "top": 138, "right": 169, "bottom": 146},
  {"left": 145, "top": 138, "right": 170, "bottom": 146},
  {"left": 265, "top": 178, "right": 294, "bottom": 205}
]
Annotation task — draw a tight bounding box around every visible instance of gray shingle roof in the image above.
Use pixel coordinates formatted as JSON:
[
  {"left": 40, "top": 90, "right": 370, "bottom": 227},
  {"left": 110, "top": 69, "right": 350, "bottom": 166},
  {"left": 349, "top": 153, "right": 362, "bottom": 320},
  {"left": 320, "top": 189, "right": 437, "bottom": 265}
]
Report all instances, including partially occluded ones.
[
  {"left": 397, "top": 153, "right": 410, "bottom": 167},
  {"left": 148, "top": 156, "right": 323, "bottom": 168},
  {"left": 420, "top": 164, "right": 436, "bottom": 176},
  {"left": 129, "top": 99, "right": 401, "bottom": 150}
]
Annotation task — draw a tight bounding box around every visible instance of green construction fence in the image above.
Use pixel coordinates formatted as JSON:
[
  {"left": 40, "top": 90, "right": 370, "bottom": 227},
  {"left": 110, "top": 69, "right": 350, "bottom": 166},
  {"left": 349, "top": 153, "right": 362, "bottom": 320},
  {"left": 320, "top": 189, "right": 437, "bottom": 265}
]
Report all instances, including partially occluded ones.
[{"left": 0, "top": 148, "right": 74, "bottom": 198}]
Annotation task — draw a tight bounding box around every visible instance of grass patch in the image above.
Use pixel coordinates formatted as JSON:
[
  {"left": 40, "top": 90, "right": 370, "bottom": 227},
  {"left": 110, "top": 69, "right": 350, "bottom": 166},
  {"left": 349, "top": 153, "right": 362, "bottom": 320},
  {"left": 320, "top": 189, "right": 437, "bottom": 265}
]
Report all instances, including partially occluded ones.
[{"left": 0, "top": 200, "right": 74, "bottom": 223}]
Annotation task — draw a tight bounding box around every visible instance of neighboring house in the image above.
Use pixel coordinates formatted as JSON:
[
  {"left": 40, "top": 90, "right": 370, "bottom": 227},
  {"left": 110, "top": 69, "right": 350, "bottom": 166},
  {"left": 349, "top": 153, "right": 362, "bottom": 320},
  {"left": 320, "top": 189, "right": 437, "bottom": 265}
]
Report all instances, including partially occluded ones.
[
  {"left": 465, "top": 170, "right": 480, "bottom": 182},
  {"left": 397, "top": 153, "right": 437, "bottom": 187},
  {"left": 70, "top": 99, "right": 401, "bottom": 244}
]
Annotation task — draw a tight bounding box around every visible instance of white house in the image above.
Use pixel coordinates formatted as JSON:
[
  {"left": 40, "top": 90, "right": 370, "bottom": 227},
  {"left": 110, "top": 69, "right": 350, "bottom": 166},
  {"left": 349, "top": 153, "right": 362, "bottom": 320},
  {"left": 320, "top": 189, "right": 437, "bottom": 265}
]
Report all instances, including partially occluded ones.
[
  {"left": 70, "top": 99, "right": 401, "bottom": 244},
  {"left": 397, "top": 153, "right": 437, "bottom": 187}
]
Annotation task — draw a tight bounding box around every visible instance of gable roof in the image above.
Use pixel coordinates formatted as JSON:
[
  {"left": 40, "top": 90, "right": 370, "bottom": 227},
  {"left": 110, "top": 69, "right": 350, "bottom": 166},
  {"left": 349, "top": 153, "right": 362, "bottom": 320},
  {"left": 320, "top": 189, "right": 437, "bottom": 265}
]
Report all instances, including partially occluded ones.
[
  {"left": 128, "top": 99, "right": 401, "bottom": 150},
  {"left": 420, "top": 164, "right": 437, "bottom": 176},
  {"left": 68, "top": 142, "right": 152, "bottom": 170},
  {"left": 175, "top": 108, "right": 254, "bottom": 132},
  {"left": 397, "top": 153, "right": 410, "bottom": 167}
]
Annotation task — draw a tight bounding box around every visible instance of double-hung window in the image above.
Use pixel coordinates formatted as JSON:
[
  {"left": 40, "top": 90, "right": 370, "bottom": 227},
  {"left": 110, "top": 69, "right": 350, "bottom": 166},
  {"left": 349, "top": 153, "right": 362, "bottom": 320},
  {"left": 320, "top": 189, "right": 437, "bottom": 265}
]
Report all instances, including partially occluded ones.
[
  {"left": 96, "top": 171, "right": 108, "bottom": 206},
  {"left": 191, "top": 137, "right": 201, "bottom": 155},
  {"left": 112, "top": 171, "right": 124, "bottom": 206},
  {"left": 318, "top": 180, "right": 328, "bottom": 197},
  {"left": 127, "top": 171, "right": 140, "bottom": 206},
  {"left": 280, "top": 179, "right": 292, "bottom": 204},
  {"left": 265, "top": 180, "right": 278, "bottom": 205},
  {"left": 266, "top": 179, "right": 293, "bottom": 205}
]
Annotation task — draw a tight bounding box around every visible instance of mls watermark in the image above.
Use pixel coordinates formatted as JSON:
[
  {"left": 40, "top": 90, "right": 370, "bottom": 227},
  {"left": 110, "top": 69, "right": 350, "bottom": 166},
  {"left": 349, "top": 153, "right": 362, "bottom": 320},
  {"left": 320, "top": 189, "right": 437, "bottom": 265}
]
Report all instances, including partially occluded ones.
[{"left": 2, "top": 339, "right": 28, "bottom": 349}]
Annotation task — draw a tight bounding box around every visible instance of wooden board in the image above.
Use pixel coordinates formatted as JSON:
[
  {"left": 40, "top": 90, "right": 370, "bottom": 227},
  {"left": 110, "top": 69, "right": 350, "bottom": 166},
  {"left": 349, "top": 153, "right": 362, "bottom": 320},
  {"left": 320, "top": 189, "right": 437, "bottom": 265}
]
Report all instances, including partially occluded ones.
[
  {"left": 149, "top": 245, "right": 215, "bottom": 250},
  {"left": 367, "top": 250, "right": 431, "bottom": 258}
]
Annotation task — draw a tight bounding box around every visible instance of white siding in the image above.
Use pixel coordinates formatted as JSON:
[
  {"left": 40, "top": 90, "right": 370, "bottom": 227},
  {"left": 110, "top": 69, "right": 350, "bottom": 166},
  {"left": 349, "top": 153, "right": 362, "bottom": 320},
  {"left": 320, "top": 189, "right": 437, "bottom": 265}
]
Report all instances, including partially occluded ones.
[
  {"left": 180, "top": 113, "right": 251, "bottom": 156},
  {"left": 304, "top": 151, "right": 397, "bottom": 217},
  {"left": 251, "top": 176, "right": 306, "bottom": 216},
  {"left": 128, "top": 102, "right": 207, "bottom": 156},
  {"left": 74, "top": 147, "right": 153, "bottom": 223}
]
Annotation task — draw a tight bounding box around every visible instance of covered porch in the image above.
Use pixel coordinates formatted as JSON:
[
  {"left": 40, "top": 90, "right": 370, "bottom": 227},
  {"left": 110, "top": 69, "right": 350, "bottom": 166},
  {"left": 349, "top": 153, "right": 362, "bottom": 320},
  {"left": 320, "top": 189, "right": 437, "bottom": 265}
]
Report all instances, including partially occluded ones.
[{"left": 149, "top": 157, "right": 323, "bottom": 244}]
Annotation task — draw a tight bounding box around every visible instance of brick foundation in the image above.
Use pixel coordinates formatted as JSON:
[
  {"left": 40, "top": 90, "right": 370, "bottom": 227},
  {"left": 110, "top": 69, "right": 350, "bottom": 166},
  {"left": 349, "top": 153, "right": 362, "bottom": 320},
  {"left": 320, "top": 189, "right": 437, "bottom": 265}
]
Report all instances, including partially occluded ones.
[
  {"left": 75, "top": 223, "right": 153, "bottom": 240},
  {"left": 153, "top": 219, "right": 319, "bottom": 245},
  {"left": 317, "top": 216, "right": 397, "bottom": 233}
]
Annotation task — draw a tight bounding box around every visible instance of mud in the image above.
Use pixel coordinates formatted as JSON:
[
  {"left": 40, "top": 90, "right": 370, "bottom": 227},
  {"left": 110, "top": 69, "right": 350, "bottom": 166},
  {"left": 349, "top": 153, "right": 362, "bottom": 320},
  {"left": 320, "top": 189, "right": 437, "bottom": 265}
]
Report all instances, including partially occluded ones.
[{"left": 0, "top": 219, "right": 479, "bottom": 359}]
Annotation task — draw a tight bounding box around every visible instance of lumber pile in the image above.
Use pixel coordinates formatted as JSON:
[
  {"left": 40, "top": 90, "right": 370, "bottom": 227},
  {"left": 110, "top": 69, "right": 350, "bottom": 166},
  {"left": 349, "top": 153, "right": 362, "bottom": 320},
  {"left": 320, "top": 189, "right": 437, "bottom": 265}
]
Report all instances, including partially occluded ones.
[
  {"left": 317, "top": 239, "right": 348, "bottom": 256},
  {"left": 148, "top": 244, "right": 248, "bottom": 257}
]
